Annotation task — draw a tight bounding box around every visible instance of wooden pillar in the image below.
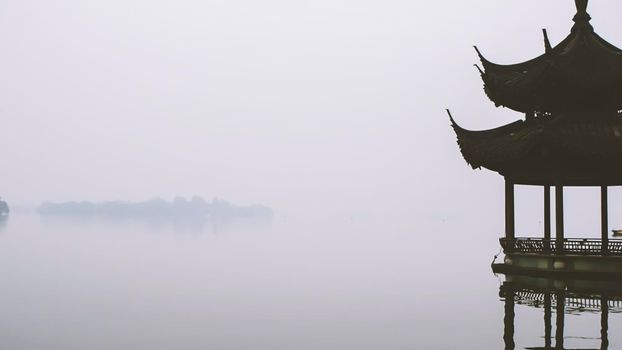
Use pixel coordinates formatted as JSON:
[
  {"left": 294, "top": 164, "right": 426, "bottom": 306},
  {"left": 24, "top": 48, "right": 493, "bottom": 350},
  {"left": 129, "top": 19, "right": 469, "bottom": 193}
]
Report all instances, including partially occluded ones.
[
  {"left": 504, "top": 292, "right": 515, "bottom": 350},
  {"left": 544, "top": 186, "right": 551, "bottom": 253},
  {"left": 544, "top": 186, "right": 551, "bottom": 239},
  {"left": 601, "top": 296, "right": 609, "bottom": 350},
  {"left": 505, "top": 180, "right": 515, "bottom": 240},
  {"left": 555, "top": 291, "right": 565, "bottom": 350},
  {"left": 602, "top": 186, "right": 609, "bottom": 255},
  {"left": 544, "top": 292, "right": 552, "bottom": 349},
  {"left": 555, "top": 185, "right": 564, "bottom": 254}
]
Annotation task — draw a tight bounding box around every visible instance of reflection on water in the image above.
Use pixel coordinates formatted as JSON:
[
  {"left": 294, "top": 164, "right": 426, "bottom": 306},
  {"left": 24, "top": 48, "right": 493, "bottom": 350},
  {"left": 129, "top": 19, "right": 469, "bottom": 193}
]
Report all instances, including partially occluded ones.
[
  {"left": 0, "top": 215, "right": 8, "bottom": 231},
  {"left": 37, "top": 213, "right": 273, "bottom": 234},
  {"left": 37, "top": 197, "right": 273, "bottom": 233},
  {"left": 500, "top": 275, "right": 620, "bottom": 350}
]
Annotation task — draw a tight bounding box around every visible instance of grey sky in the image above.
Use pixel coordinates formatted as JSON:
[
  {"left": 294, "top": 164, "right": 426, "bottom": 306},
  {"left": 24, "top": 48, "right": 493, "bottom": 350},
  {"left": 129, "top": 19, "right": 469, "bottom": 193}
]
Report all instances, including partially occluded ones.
[{"left": 0, "top": 0, "right": 621, "bottom": 223}]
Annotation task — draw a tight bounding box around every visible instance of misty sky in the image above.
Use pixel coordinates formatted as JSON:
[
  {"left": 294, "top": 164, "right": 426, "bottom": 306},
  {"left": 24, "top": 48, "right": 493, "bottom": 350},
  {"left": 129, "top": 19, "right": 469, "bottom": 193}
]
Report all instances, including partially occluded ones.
[{"left": 1, "top": 0, "right": 622, "bottom": 226}]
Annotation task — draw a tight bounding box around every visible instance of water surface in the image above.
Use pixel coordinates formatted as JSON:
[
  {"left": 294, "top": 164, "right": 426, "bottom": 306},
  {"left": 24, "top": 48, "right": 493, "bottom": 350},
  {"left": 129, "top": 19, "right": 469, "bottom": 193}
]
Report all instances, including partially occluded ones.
[{"left": 0, "top": 212, "right": 618, "bottom": 349}]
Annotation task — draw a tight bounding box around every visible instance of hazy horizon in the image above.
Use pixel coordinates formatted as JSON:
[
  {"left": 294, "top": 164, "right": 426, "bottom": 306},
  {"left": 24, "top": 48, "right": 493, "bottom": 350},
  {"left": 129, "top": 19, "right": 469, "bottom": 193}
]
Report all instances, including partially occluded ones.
[{"left": 1, "top": 1, "right": 621, "bottom": 219}]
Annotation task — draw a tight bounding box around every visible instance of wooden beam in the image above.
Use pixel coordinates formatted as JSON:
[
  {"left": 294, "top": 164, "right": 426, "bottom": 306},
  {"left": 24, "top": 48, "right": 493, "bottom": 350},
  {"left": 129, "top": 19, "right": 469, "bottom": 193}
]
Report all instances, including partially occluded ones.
[
  {"left": 602, "top": 186, "right": 609, "bottom": 255},
  {"left": 505, "top": 180, "right": 515, "bottom": 240},
  {"left": 544, "top": 186, "right": 551, "bottom": 238},
  {"left": 544, "top": 186, "right": 551, "bottom": 253},
  {"left": 556, "top": 185, "right": 564, "bottom": 254}
]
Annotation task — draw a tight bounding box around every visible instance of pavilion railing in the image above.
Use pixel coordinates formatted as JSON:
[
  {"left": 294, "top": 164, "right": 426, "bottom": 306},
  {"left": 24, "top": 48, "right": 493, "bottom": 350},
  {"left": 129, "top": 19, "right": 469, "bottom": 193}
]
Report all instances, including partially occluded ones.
[{"left": 500, "top": 237, "right": 622, "bottom": 255}]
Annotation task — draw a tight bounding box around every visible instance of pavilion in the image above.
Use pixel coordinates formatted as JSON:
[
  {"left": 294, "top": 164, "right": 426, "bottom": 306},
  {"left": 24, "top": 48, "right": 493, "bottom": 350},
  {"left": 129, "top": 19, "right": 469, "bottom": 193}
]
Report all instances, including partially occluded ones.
[{"left": 450, "top": 0, "right": 622, "bottom": 276}]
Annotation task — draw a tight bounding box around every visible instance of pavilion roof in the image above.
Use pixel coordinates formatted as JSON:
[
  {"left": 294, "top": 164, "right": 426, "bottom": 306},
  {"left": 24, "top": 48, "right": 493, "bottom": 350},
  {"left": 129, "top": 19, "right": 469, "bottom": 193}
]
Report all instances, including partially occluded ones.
[
  {"left": 449, "top": 111, "right": 622, "bottom": 186},
  {"left": 478, "top": 0, "right": 622, "bottom": 114}
]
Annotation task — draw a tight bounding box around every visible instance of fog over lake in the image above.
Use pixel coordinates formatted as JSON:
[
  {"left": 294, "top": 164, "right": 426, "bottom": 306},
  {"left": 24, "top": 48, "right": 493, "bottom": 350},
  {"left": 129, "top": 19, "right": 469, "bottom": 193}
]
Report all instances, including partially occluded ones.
[
  {"left": 1, "top": 0, "right": 622, "bottom": 348},
  {"left": 1, "top": 212, "right": 621, "bottom": 349}
]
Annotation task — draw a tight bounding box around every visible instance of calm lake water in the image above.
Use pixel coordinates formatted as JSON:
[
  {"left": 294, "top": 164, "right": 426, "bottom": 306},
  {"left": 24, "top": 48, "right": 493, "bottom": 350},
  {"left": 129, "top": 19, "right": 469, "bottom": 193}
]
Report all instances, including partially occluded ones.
[{"left": 0, "top": 212, "right": 619, "bottom": 349}]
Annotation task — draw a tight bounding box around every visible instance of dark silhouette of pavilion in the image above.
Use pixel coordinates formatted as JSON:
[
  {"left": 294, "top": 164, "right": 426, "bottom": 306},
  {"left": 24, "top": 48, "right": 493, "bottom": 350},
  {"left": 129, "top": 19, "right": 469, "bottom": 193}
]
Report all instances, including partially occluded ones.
[
  {"left": 500, "top": 274, "right": 620, "bottom": 350},
  {"left": 450, "top": 0, "right": 622, "bottom": 276}
]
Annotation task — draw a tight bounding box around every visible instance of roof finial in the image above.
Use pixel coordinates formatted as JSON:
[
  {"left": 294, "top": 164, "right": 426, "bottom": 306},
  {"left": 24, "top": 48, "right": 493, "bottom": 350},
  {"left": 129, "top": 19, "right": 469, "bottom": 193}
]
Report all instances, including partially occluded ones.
[
  {"left": 572, "top": 0, "right": 592, "bottom": 31},
  {"left": 575, "top": 0, "right": 588, "bottom": 14}
]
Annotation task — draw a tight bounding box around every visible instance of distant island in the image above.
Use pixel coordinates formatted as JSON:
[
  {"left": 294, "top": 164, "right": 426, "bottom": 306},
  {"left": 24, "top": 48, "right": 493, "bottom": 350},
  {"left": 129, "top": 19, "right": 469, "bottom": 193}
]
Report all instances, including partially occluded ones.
[{"left": 38, "top": 197, "right": 272, "bottom": 222}]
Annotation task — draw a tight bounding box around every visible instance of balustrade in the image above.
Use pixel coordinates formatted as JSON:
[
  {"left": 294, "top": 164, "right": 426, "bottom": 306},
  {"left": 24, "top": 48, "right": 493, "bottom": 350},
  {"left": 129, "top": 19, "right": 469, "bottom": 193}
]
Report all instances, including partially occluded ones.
[{"left": 500, "top": 237, "right": 622, "bottom": 255}]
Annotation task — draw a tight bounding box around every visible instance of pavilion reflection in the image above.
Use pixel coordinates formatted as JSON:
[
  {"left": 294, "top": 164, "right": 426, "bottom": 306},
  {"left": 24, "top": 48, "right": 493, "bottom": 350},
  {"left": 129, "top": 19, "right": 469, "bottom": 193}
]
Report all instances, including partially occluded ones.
[{"left": 500, "top": 274, "right": 622, "bottom": 350}]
